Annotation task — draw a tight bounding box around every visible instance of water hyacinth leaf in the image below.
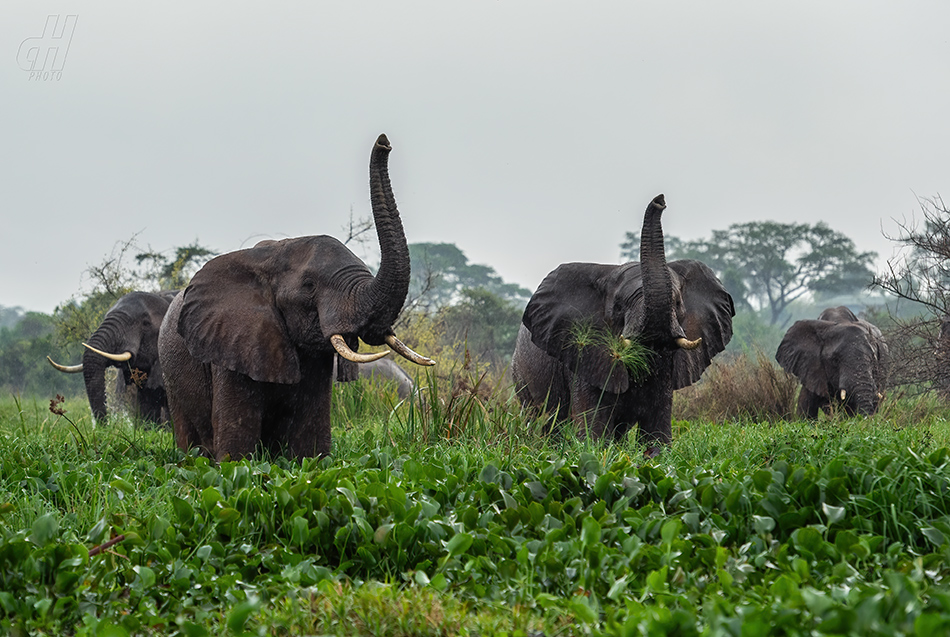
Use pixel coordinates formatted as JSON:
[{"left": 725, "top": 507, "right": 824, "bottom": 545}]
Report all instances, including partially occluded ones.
[
  {"left": 607, "top": 574, "right": 629, "bottom": 601},
  {"left": 661, "top": 519, "right": 681, "bottom": 545},
  {"left": 570, "top": 595, "right": 599, "bottom": 624},
  {"left": 374, "top": 523, "right": 393, "bottom": 544},
  {"left": 581, "top": 516, "right": 602, "bottom": 548},
  {"left": 110, "top": 477, "right": 136, "bottom": 498},
  {"left": 446, "top": 532, "right": 474, "bottom": 558},
  {"left": 227, "top": 596, "right": 261, "bottom": 632},
  {"left": 201, "top": 486, "right": 222, "bottom": 512},
  {"left": 525, "top": 481, "right": 548, "bottom": 500},
  {"left": 29, "top": 512, "right": 58, "bottom": 546},
  {"left": 822, "top": 502, "right": 846, "bottom": 526},
  {"left": 921, "top": 526, "right": 946, "bottom": 548},
  {"left": 86, "top": 517, "right": 109, "bottom": 544},
  {"left": 753, "top": 515, "right": 776, "bottom": 535},
  {"left": 133, "top": 565, "right": 156, "bottom": 589},
  {"left": 171, "top": 496, "right": 195, "bottom": 526}
]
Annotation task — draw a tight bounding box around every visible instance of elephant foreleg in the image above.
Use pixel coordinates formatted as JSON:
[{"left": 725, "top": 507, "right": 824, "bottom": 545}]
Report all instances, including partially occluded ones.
[{"left": 211, "top": 368, "right": 264, "bottom": 461}]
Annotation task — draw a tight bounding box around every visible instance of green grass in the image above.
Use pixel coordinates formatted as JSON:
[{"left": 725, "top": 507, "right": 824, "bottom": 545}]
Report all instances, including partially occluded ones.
[{"left": 3, "top": 380, "right": 950, "bottom": 635}]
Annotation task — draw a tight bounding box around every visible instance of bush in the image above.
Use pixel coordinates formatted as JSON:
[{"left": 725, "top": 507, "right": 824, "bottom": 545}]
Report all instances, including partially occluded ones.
[{"left": 673, "top": 349, "right": 798, "bottom": 422}]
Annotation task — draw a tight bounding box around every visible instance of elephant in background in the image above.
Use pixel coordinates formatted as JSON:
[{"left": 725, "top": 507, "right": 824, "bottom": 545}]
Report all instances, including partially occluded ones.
[
  {"left": 511, "top": 194, "right": 735, "bottom": 454},
  {"left": 775, "top": 306, "right": 888, "bottom": 418},
  {"left": 47, "top": 290, "right": 179, "bottom": 424},
  {"left": 333, "top": 356, "right": 415, "bottom": 400},
  {"left": 159, "top": 134, "right": 434, "bottom": 461}
]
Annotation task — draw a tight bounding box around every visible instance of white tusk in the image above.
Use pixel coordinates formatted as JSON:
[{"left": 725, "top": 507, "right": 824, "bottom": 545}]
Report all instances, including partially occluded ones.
[
  {"left": 840, "top": 389, "right": 847, "bottom": 401},
  {"left": 82, "top": 343, "right": 132, "bottom": 362},
  {"left": 675, "top": 337, "right": 702, "bottom": 351},
  {"left": 47, "top": 356, "right": 83, "bottom": 373},
  {"left": 330, "top": 334, "right": 390, "bottom": 363},
  {"left": 385, "top": 334, "right": 436, "bottom": 366}
]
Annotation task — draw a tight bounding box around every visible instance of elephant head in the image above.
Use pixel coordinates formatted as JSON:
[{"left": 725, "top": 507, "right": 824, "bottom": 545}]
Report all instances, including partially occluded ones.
[
  {"left": 159, "top": 134, "right": 433, "bottom": 460},
  {"left": 47, "top": 290, "right": 178, "bottom": 424},
  {"left": 512, "top": 194, "right": 735, "bottom": 451},
  {"left": 776, "top": 306, "right": 888, "bottom": 417}
]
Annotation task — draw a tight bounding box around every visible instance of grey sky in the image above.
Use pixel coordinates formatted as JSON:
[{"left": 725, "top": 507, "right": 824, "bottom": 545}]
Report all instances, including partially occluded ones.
[{"left": 3, "top": 2, "right": 949, "bottom": 313}]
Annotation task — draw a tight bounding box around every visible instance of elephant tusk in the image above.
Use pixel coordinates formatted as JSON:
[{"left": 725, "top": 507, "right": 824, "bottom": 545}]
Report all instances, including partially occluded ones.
[
  {"left": 47, "top": 356, "right": 83, "bottom": 373},
  {"left": 385, "top": 334, "right": 436, "bottom": 366},
  {"left": 675, "top": 337, "right": 702, "bottom": 351},
  {"left": 840, "top": 389, "right": 847, "bottom": 401},
  {"left": 82, "top": 343, "right": 132, "bottom": 362},
  {"left": 330, "top": 334, "right": 391, "bottom": 363},
  {"left": 877, "top": 392, "right": 884, "bottom": 400}
]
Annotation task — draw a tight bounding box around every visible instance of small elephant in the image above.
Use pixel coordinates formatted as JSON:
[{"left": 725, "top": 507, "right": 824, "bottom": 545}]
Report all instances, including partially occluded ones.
[
  {"left": 333, "top": 356, "right": 415, "bottom": 400},
  {"left": 511, "top": 194, "right": 735, "bottom": 453},
  {"left": 47, "top": 290, "right": 179, "bottom": 424},
  {"left": 158, "top": 134, "right": 434, "bottom": 461},
  {"left": 776, "top": 306, "right": 888, "bottom": 417}
]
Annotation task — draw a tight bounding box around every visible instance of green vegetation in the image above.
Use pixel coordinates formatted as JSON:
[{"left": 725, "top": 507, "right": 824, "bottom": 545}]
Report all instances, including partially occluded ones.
[{"left": 3, "top": 370, "right": 950, "bottom": 635}]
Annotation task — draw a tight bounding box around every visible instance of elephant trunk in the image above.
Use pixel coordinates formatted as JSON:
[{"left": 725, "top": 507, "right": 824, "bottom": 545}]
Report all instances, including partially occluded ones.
[
  {"left": 359, "top": 134, "right": 412, "bottom": 337},
  {"left": 81, "top": 314, "right": 132, "bottom": 423},
  {"left": 638, "top": 194, "right": 676, "bottom": 344}
]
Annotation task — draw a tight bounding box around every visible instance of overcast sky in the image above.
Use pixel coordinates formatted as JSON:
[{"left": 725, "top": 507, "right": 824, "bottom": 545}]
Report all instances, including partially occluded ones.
[{"left": 3, "top": 2, "right": 949, "bottom": 313}]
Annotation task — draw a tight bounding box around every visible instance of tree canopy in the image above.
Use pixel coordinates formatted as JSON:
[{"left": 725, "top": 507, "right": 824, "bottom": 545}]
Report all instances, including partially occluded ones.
[
  {"left": 621, "top": 221, "right": 877, "bottom": 326},
  {"left": 407, "top": 242, "right": 531, "bottom": 311}
]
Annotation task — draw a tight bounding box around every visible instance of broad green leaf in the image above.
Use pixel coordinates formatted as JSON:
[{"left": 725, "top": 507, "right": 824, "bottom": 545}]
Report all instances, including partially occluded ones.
[
  {"left": 227, "top": 596, "right": 261, "bottom": 632},
  {"left": 29, "top": 512, "right": 58, "bottom": 546},
  {"left": 822, "top": 502, "right": 846, "bottom": 526},
  {"left": 446, "top": 532, "right": 473, "bottom": 557}
]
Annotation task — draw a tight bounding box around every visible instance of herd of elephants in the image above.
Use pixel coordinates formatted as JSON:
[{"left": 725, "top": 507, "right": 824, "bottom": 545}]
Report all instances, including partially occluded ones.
[{"left": 45, "top": 134, "right": 889, "bottom": 460}]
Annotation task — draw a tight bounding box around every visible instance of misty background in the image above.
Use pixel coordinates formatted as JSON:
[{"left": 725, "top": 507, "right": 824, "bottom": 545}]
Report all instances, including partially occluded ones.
[{"left": 2, "top": 2, "right": 949, "bottom": 314}]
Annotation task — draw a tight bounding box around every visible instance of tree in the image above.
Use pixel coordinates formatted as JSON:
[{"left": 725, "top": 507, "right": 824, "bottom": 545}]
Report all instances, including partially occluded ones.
[
  {"left": 407, "top": 242, "right": 531, "bottom": 311},
  {"left": 621, "top": 222, "right": 876, "bottom": 326},
  {"left": 438, "top": 288, "right": 523, "bottom": 365},
  {"left": 55, "top": 237, "right": 216, "bottom": 349},
  {"left": 871, "top": 195, "right": 950, "bottom": 391}
]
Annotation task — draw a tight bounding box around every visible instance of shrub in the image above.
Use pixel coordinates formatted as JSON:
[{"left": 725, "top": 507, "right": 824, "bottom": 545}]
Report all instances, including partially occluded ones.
[{"left": 673, "top": 349, "right": 798, "bottom": 422}]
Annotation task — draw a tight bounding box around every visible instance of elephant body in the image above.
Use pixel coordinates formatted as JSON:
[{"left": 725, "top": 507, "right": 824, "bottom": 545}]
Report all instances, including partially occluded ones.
[
  {"left": 512, "top": 195, "right": 735, "bottom": 452},
  {"left": 776, "top": 306, "right": 888, "bottom": 418},
  {"left": 49, "top": 290, "right": 178, "bottom": 424},
  {"left": 158, "top": 134, "right": 432, "bottom": 460}
]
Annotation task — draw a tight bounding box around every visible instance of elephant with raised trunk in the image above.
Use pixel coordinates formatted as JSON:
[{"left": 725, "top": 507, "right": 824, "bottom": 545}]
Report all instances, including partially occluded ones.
[
  {"left": 159, "top": 134, "right": 434, "bottom": 461},
  {"left": 511, "top": 194, "right": 735, "bottom": 454},
  {"left": 776, "top": 306, "right": 888, "bottom": 418},
  {"left": 47, "top": 290, "right": 179, "bottom": 424}
]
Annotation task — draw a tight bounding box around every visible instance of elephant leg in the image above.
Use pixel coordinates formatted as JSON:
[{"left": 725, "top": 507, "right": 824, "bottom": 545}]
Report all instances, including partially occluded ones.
[
  {"left": 279, "top": 355, "right": 334, "bottom": 459},
  {"left": 571, "top": 381, "right": 616, "bottom": 441},
  {"left": 211, "top": 367, "right": 264, "bottom": 461},
  {"left": 137, "top": 387, "right": 166, "bottom": 425},
  {"left": 635, "top": 365, "right": 674, "bottom": 448},
  {"left": 797, "top": 388, "right": 824, "bottom": 419}
]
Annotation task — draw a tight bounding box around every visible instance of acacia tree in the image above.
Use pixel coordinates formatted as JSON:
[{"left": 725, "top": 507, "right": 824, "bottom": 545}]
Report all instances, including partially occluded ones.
[
  {"left": 622, "top": 222, "right": 876, "bottom": 326},
  {"left": 871, "top": 195, "right": 950, "bottom": 392}
]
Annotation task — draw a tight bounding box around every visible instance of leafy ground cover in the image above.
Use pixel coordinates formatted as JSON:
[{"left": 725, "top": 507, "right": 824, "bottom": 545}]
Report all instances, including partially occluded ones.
[{"left": 3, "top": 385, "right": 950, "bottom": 635}]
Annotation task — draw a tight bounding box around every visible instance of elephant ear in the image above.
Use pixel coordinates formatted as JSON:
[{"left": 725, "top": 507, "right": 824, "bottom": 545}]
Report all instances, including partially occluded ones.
[
  {"left": 668, "top": 260, "right": 736, "bottom": 390},
  {"left": 775, "top": 320, "right": 830, "bottom": 397},
  {"left": 178, "top": 251, "right": 301, "bottom": 384},
  {"left": 522, "top": 263, "right": 630, "bottom": 394}
]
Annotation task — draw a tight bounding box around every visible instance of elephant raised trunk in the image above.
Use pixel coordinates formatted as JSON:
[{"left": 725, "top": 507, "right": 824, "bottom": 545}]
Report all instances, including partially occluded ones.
[{"left": 359, "top": 134, "right": 412, "bottom": 338}]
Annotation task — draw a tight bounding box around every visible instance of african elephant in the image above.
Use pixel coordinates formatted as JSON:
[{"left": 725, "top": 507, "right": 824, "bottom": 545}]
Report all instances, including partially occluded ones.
[
  {"left": 775, "top": 306, "right": 888, "bottom": 418},
  {"left": 333, "top": 356, "right": 415, "bottom": 400},
  {"left": 511, "top": 194, "right": 735, "bottom": 454},
  {"left": 47, "top": 290, "right": 179, "bottom": 424},
  {"left": 158, "top": 134, "right": 433, "bottom": 461}
]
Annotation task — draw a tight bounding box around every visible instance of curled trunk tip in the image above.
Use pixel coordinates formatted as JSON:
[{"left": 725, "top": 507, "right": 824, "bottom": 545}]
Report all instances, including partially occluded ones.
[
  {"left": 375, "top": 134, "right": 391, "bottom": 150},
  {"left": 651, "top": 194, "right": 666, "bottom": 210}
]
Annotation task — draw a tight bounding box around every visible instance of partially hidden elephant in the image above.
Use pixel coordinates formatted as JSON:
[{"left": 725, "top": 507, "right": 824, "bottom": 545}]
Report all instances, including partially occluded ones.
[
  {"left": 776, "top": 306, "right": 888, "bottom": 417},
  {"left": 47, "top": 290, "right": 179, "bottom": 424},
  {"left": 333, "top": 356, "right": 415, "bottom": 400},
  {"left": 158, "top": 134, "right": 434, "bottom": 461},
  {"left": 511, "top": 194, "right": 735, "bottom": 454}
]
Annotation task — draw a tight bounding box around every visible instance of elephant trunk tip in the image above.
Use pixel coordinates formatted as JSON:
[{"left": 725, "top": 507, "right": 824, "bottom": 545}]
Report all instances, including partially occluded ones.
[
  {"left": 375, "top": 134, "right": 391, "bottom": 150},
  {"left": 651, "top": 194, "right": 666, "bottom": 210}
]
